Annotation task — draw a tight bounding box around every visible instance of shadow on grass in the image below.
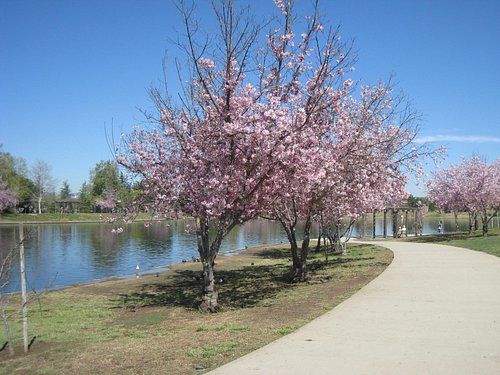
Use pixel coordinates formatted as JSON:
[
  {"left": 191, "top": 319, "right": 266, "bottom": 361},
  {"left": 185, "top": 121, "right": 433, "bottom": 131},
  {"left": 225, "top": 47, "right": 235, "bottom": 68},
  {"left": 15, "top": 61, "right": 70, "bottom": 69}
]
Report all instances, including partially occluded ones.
[
  {"left": 255, "top": 248, "right": 291, "bottom": 259},
  {"left": 112, "top": 263, "right": 291, "bottom": 310},
  {"left": 311, "top": 255, "right": 374, "bottom": 267},
  {"left": 113, "top": 244, "right": 384, "bottom": 311}
]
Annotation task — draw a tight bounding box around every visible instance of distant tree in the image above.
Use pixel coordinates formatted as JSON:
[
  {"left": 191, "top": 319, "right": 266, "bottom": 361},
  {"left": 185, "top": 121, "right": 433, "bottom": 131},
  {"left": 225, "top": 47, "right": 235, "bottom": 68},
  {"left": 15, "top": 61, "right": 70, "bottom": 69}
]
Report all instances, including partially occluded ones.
[
  {"left": 407, "top": 195, "right": 419, "bottom": 207},
  {"left": 407, "top": 195, "right": 436, "bottom": 211},
  {"left": 427, "top": 156, "right": 500, "bottom": 236},
  {"left": 0, "top": 147, "right": 35, "bottom": 211},
  {"left": 0, "top": 178, "right": 16, "bottom": 212},
  {"left": 91, "top": 161, "right": 131, "bottom": 203},
  {"left": 77, "top": 160, "right": 130, "bottom": 212},
  {"left": 90, "top": 161, "right": 122, "bottom": 198},
  {"left": 0, "top": 146, "right": 19, "bottom": 186},
  {"left": 78, "top": 182, "right": 93, "bottom": 212},
  {"left": 59, "top": 181, "right": 71, "bottom": 199},
  {"left": 30, "top": 160, "right": 55, "bottom": 214}
]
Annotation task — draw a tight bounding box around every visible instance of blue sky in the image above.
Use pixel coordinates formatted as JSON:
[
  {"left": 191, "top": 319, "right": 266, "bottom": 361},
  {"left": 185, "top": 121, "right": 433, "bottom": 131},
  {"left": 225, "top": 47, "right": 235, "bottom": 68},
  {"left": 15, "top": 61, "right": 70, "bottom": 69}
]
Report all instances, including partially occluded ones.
[{"left": 1, "top": 0, "right": 499, "bottom": 196}]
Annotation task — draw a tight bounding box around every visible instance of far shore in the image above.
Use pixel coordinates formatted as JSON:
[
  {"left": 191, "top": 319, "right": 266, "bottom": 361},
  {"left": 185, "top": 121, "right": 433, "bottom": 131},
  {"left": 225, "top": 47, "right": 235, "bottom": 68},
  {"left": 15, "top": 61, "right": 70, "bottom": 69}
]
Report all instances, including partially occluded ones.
[
  {"left": 0, "top": 218, "right": 166, "bottom": 225},
  {"left": 0, "top": 212, "right": 168, "bottom": 225}
]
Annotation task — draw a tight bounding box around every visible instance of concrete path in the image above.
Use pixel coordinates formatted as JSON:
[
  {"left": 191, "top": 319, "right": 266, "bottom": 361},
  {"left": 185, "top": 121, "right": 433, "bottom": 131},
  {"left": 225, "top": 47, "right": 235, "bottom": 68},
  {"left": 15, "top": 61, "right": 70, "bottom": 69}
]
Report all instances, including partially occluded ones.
[{"left": 208, "top": 241, "right": 500, "bottom": 374}]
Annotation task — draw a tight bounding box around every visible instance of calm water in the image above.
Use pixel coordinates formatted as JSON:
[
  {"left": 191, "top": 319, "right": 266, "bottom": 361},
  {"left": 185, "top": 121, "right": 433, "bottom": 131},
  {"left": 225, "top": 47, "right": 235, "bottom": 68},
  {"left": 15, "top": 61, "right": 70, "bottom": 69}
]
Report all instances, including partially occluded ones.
[{"left": 1, "top": 216, "right": 496, "bottom": 292}]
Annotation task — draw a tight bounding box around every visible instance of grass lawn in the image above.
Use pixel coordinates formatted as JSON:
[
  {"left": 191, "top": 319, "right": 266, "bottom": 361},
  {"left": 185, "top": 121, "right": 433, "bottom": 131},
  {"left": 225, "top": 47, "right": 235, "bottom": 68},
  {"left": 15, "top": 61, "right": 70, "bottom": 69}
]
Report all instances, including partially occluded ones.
[
  {"left": 0, "top": 212, "right": 157, "bottom": 224},
  {"left": 407, "top": 227, "right": 500, "bottom": 257},
  {"left": 0, "top": 243, "right": 392, "bottom": 374}
]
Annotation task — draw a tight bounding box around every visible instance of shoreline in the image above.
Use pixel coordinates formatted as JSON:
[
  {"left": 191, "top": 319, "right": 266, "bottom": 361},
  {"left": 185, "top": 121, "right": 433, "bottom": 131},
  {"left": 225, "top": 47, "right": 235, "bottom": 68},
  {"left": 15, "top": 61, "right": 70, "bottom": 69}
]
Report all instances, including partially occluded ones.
[
  {"left": 2, "top": 233, "right": 443, "bottom": 295},
  {"left": 0, "top": 218, "right": 168, "bottom": 225},
  {"left": 4, "top": 243, "right": 263, "bottom": 295}
]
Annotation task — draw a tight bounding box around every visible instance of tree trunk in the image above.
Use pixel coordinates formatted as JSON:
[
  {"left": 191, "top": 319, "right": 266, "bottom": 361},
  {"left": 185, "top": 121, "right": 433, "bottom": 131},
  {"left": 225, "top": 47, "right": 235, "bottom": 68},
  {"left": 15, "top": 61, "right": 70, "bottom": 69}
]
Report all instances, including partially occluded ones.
[
  {"left": 288, "top": 229, "right": 301, "bottom": 276},
  {"left": 277, "top": 214, "right": 312, "bottom": 282},
  {"left": 372, "top": 211, "right": 376, "bottom": 239},
  {"left": 482, "top": 213, "right": 489, "bottom": 237},
  {"left": 331, "top": 229, "right": 339, "bottom": 254},
  {"left": 194, "top": 216, "right": 238, "bottom": 312},
  {"left": 196, "top": 218, "right": 221, "bottom": 313},
  {"left": 297, "top": 216, "right": 312, "bottom": 281},
  {"left": 341, "top": 241, "right": 347, "bottom": 256},
  {"left": 200, "top": 259, "right": 219, "bottom": 312},
  {"left": 315, "top": 223, "right": 322, "bottom": 253},
  {"left": 279, "top": 220, "right": 304, "bottom": 281},
  {"left": 482, "top": 222, "right": 488, "bottom": 237},
  {"left": 333, "top": 222, "right": 342, "bottom": 254},
  {"left": 323, "top": 236, "right": 329, "bottom": 264}
]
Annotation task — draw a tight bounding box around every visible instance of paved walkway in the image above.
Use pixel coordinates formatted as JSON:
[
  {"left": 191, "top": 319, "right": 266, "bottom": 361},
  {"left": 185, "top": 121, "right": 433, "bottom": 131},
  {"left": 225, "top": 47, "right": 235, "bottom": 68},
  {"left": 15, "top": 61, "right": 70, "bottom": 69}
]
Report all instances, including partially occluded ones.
[{"left": 208, "top": 241, "right": 500, "bottom": 374}]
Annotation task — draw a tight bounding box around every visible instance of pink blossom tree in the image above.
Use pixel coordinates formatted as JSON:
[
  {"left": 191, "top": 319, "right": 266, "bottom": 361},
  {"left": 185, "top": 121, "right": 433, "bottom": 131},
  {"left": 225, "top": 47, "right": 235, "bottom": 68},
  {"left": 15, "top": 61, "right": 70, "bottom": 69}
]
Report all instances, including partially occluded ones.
[
  {"left": 119, "top": 0, "right": 300, "bottom": 311},
  {"left": 0, "top": 178, "right": 16, "bottom": 213},
  {"left": 427, "top": 156, "right": 500, "bottom": 236},
  {"left": 254, "top": 0, "right": 444, "bottom": 280},
  {"left": 119, "top": 0, "right": 443, "bottom": 308},
  {"left": 267, "top": 78, "right": 434, "bottom": 279},
  {"left": 95, "top": 188, "right": 119, "bottom": 213},
  {"left": 253, "top": 0, "right": 357, "bottom": 280}
]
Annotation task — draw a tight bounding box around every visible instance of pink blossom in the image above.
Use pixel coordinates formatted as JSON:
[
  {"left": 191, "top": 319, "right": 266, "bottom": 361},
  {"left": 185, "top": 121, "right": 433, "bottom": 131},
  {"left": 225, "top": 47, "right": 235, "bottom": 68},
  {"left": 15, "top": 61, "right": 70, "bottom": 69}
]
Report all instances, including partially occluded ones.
[
  {"left": 273, "top": 0, "right": 286, "bottom": 14},
  {"left": 427, "top": 156, "right": 499, "bottom": 234},
  {"left": 198, "top": 57, "right": 215, "bottom": 69},
  {"left": 95, "top": 189, "right": 119, "bottom": 212},
  {"left": 0, "top": 178, "right": 16, "bottom": 212},
  {"left": 343, "top": 78, "right": 353, "bottom": 87}
]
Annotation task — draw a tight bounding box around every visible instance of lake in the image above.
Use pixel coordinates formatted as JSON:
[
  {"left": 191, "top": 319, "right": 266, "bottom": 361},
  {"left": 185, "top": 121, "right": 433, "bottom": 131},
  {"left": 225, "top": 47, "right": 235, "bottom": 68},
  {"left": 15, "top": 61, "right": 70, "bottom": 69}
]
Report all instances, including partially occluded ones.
[{"left": 0, "top": 215, "right": 496, "bottom": 292}]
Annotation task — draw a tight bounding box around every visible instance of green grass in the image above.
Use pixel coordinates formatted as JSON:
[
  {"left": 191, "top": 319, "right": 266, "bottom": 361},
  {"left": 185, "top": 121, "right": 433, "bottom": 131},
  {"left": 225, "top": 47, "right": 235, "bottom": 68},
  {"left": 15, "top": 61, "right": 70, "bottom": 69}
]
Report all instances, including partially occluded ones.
[
  {"left": 122, "top": 311, "right": 167, "bottom": 327},
  {"left": 446, "top": 230, "right": 500, "bottom": 257},
  {"left": 0, "top": 212, "right": 159, "bottom": 223},
  {"left": 276, "top": 323, "right": 300, "bottom": 336},
  {"left": 187, "top": 340, "right": 241, "bottom": 358},
  {"left": 0, "top": 212, "right": 102, "bottom": 223},
  {"left": 409, "top": 227, "right": 500, "bottom": 257},
  {"left": 2, "top": 292, "right": 121, "bottom": 346},
  {"left": 196, "top": 322, "right": 249, "bottom": 333}
]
